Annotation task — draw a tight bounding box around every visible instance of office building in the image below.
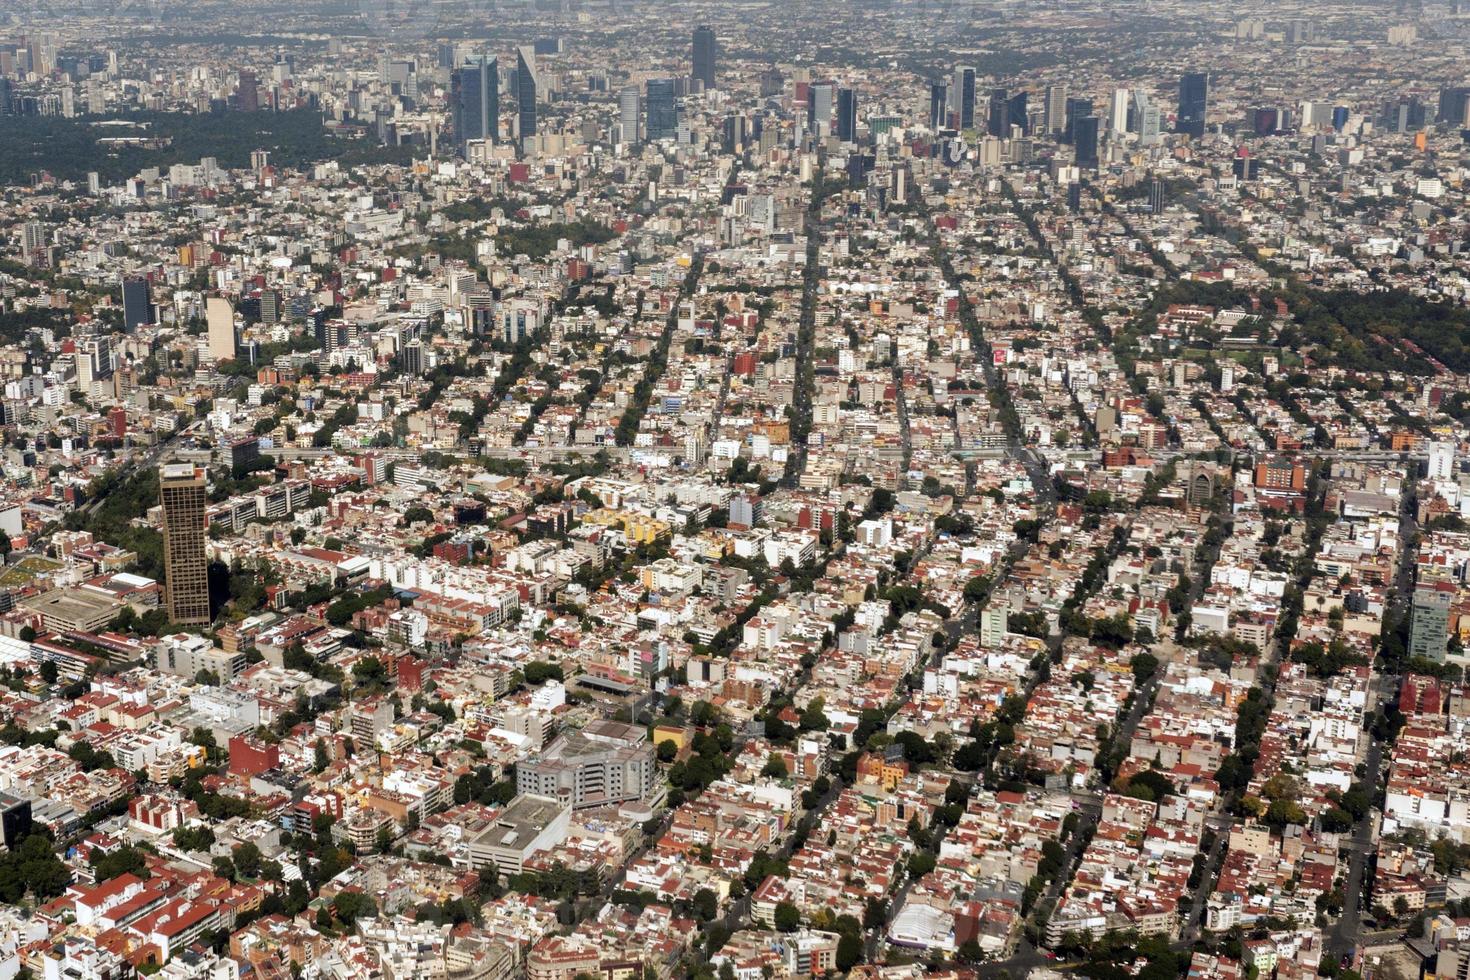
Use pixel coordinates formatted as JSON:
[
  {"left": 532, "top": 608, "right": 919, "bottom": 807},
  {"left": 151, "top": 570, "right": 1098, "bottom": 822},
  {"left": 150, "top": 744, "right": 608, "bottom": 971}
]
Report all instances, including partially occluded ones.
[
  {"left": 0, "top": 794, "right": 30, "bottom": 851},
  {"left": 807, "top": 81, "right": 835, "bottom": 135},
  {"left": 1044, "top": 84, "right": 1067, "bottom": 134},
  {"left": 1177, "top": 71, "right": 1209, "bottom": 138},
  {"left": 1149, "top": 178, "right": 1166, "bottom": 215},
  {"left": 1008, "top": 91, "right": 1029, "bottom": 135},
  {"left": 121, "top": 277, "right": 151, "bottom": 332},
  {"left": 951, "top": 66, "right": 976, "bottom": 129},
  {"left": 1409, "top": 581, "right": 1454, "bottom": 662},
  {"left": 1134, "top": 91, "right": 1161, "bottom": 145},
  {"left": 618, "top": 86, "right": 641, "bottom": 144},
  {"left": 646, "top": 78, "right": 678, "bottom": 140},
  {"left": 692, "top": 25, "right": 717, "bottom": 90},
  {"left": 468, "top": 794, "right": 571, "bottom": 876},
  {"left": 1064, "top": 97, "right": 1093, "bottom": 142},
  {"left": 1438, "top": 86, "right": 1470, "bottom": 126},
  {"left": 516, "top": 720, "right": 656, "bottom": 810},
  {"left": 451, "top": 55, "right": 498, "bottom": 152},
  {"left": 1110, "top": 87, "right": 1130, "bottom": 134},
  {"left": 158, "top": 632, "right": 247, "bottom": 683},
  {"left": 836, "top": 87, "right": 858, "bottom": 142},
  {"left": 237, "top": 69, "right": 259, "bottom": 112},
  {"left": 987, "top": 87, "right": 1009, "bottom": 137},
  {"left": 160, "top": 463, "right": 210, "bottom": 625},
  {"left": 206, "top": 297, "right": 235, "bottom": 362},
  {"left": 515, "top": 46, "right": 538, "bottom": 144},
  {"left": 1075, "top": 116, "right": 1101, "bottom": 168},
  {"left": 929, "top": 81, "right": 949, "bottom": 130}
]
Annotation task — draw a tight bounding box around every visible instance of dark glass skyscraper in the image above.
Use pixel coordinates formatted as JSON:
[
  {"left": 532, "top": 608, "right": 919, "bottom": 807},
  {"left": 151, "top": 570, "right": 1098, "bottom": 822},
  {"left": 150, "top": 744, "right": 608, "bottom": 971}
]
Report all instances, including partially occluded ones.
[
  {"left": 451, "top": 55, "right": 498, "bottom": 152},
  {"left": 646, "top": 78, "right": 678, "bottom": 140},
  {"left": 1064, "top": 97, "right": 1093, "bottom": 143},
  {"left": 987, "top": 88, "right": 1009, "bottom": 137},
  {"left": 1007, "top": 91, "right": 1029, "bottom": 135},
  {"left": 1075, "top": 115, "right": 1101, "bottom": 168},
  {"left": 952, "top": 66, "right": 976, "bottom": 129},
  {"left": 836, "top": 87, "right": 858, "bottom": 142},
  {"left": 692, "top": 25, "right": 717, "bottom": 90},
  {"left": 929, "top": 81, "right": 949, "bottom": 130},
  {"left": 1176, "top": 71, "right": 1209, "bottom": 138},
  {"left": 516, "top": 47, "right": 538, "bottom": 144},
  {"left": 121, "top": 277, "right": 151, "bottom": 332}
]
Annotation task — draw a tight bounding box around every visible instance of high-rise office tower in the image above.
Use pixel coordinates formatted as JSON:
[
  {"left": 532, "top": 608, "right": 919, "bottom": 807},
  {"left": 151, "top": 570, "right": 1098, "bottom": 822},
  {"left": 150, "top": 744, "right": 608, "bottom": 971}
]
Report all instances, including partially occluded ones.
[
  {"left": 930, "top": 81, "right": 950, "bottom": 130},
  {"left": 722, "top": 114, "right": 746, "bottom": 154},
  {"left": 1007, "top": 91, "right": 1029, "bottom": 135},
  {"left": 1044, "top": 84, "right": 1067, "bottom": 134},
  {"left": 237, "top": 69, "right": 259, "bottom": 112},
  {"left": 160, "top": 463, "right": 210, "bottom": 625},
  {"left": 808, "top": 81, "right": 835, "bottom": 135},
  {"left": 206, "top": 297, "right": 236, "bottom": 362},
  {"left": 987, "top": 87, "right": 1009, "bottom": 137},
  {"left": 1437, "top": 85, "right": 1470, "bottom": 126},
  {"left": 1149, "top": 178, "right": 1165, "bottom": 215},
  {"left": 515, "top": 46, "right": 538, "bottom": 144},
  {"left": 1177, "top": 71, "right": 1209, "bottom": 138},
  {"left": 646, "top": 78, "right": 678, "bottom": 140},
  {"left": 692, "top": 25, "right": 717, "bottom": 90},
  {"left": 1075, "top": 116, "right": 1101, "bottom": 168},
  {"left": 1064, "top": 97, "right": 1093, "bottom": 142},
  {"left": 1409, "top": 581, "right": 1454, "bottom": 662},
  {"left": 121, "top": 277, "right": 151, "bottom": 332},
  {"left": 836, "top": 87, "right": 858, "bottom": 142},
  {"left": 1110, "top": 88, "right": 1130, "bottom": 134},
  {"left": 618, "top": 86, "right": 641, "bottom": 144},
  {"left": 451, "top": 55, "right": 498, "bottom": 152},
  {"left": 951, "top": 66, "right": 976, "bottom": 129}
]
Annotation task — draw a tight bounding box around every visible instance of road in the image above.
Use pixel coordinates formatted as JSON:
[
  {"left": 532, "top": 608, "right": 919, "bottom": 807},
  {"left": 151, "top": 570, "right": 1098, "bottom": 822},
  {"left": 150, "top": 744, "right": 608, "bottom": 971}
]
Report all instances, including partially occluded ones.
[{"left": 1326, "top": 493, "right": 1414, "bottom": 960}]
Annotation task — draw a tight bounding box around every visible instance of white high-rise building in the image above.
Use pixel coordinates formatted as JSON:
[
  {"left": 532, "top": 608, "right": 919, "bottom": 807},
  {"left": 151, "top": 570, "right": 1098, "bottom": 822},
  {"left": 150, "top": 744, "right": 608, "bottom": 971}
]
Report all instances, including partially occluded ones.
[
  {"left": 1110, "top": 88, "right": 1130, "bottom": 134},
  {"left": 1428, "top": 441, "right": 1456, "bottom": 481}
]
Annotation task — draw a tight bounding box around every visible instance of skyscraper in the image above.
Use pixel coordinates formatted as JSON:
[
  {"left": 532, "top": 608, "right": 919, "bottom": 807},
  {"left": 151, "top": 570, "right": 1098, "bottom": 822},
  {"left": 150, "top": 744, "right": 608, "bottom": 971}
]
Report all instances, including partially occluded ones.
[
  {"left": 1064, "top": 97, "right": 1093, "bottom": 143},
  {"left": 1149, "top": 178, "right": 1165, "bottom": 215},
  {"left": 515, "top": 47, "right": 538, "bottom": 145},
  {"left": 1110, "top": 88, "right": 1130, "bottom": 134},
  {"left": 237, "top": 69, "right": 259, "bottom": 112},
  {"left": 1133, "top": 90, "right": 1161, "bottom": 145},
  {"left": 1075, "top": 116, "right": 1101, "bottom": 168},
  {"left": 692, "top": 25, "right": 717, "bottom": 90},
  {"left": 1437, "top": 85, "right": 1470, "bottom": 126},
  {"left": 160, "top": 463, "right": 210, "bottom": 625},
  {"left": 646, "top": 78, "right": 678, "bottom": 140},
  {"left": 1044, "top": 84, "right": 1067, "bottom": 134},
  {"left": 618, "top": 86, "right": 641, "bottom": 145},
  {"left": 836, "top": 87, "right": 858, "bottom": 143},
  {"left": 451, "top": 55, "right": 498, "bottom": 152},
  {"left": 206, "top": 297, "right": 236, "bottom": 362},
  {"left": 1007, "top": 91, "right": 1029, "bottom": 135},
  {"left": 929, "top": 81, "right": 949, "bottom": 130},
  {"left": 951, "top": 66, "right": 976, "bottom": 129},
  {"left": 1409, "top": 581, "right": 1454, "bottom": 662},
  {"left": 987, "top": 88, "right": 1009, "bottom": 137},
  {"left": 1177, "top": 71, "right": 1209, "bottom": 138},
  {"left": 121, "top": 277, "right": 151, "bottom": 332},
  {"left": 808, "top": 81, "right": 835, "bottom": 135}
]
